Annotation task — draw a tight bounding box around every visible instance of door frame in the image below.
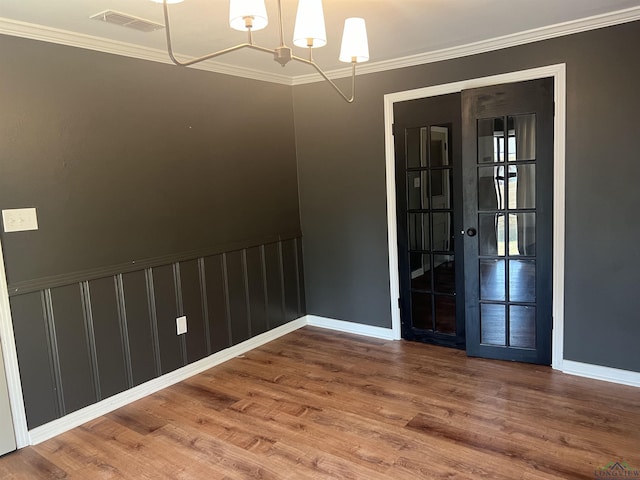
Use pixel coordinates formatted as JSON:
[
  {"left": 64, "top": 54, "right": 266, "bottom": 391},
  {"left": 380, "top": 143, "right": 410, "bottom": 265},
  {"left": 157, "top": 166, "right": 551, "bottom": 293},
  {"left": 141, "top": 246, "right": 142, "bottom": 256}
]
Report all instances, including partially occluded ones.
[
  {"left": 0, "top": 237, "right": 30, "bottom": 447},
  {"left": 383, "top": 64, "right": 566, "bottom": 370}
]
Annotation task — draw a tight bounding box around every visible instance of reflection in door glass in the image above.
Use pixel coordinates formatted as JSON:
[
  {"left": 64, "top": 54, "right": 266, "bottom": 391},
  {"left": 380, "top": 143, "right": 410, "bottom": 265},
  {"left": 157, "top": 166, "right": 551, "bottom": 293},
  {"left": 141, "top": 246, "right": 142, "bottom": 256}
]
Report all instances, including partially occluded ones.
[
  {"left": 435, "top": 296, "right": 456, "bottom": 334},
  {"left": 479, "top": 213, "right": 505, "bottom": 256},
  {"left": 407, "top": 171, "right": 429, "bottom": 210},
  {"left": 408, "top": 213, "right": 430, "bottom": 252},
  {"left": 481, "top": 304, "right": 506, "bottom": 345},
  {"left": 509, "top": 213, "right": 536, "bottom": 256},
  {"left": 410, "top": 253, "right": 432, "bottom": 291},
  {"left": 433, "top": 255, "right": 455, "bottom": 294},
  {"left": 509, "top": 260, "right": 536, "bottom": 302},
  {"left": 509, "top": 114, "right": 536, "bottom": 161},
  {"left": 480, "top": 259, "right": 505, "bottom": 301},
  {"left": 478, "top": 118, "right": 504, "bottom": 163},
  {"left": 406, "top": 127, "right": 426, "bottom": 168},
  {"left": 411, "top": 292, "right": 433, "bottom": 331},
  {"left": 509, "top": 305, "right": 536, "bottom": 348},
  {"left": 510, "top": 164, "right": 536, "bottom": 209},
  {"left": 432, "top": 212, "right": 452, "bottom": 251}
]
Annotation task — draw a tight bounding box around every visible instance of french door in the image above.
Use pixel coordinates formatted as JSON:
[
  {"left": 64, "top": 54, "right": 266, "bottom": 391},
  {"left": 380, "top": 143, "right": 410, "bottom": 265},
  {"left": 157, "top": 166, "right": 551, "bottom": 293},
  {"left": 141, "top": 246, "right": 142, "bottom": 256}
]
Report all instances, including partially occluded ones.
[
  {"left": 394, "top": 93, "right": 465, "bottom": 348},
  {"left": 394, "top": 78, "right": 553, "bottom": 364}
]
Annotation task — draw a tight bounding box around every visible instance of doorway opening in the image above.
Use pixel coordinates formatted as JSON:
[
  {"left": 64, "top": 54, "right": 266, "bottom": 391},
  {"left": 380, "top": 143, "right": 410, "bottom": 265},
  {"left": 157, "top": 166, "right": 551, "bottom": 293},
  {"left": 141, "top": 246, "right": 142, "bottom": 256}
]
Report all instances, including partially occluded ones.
[{"left": 384, "top": 64, "right": 566, "bottom": 369}]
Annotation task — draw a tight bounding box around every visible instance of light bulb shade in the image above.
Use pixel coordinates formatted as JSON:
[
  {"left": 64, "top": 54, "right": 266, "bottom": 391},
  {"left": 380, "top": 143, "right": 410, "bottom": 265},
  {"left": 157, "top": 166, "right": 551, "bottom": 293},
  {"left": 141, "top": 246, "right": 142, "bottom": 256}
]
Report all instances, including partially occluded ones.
[
  {"left": 293, "top": 0, "right": 327, "bottom": 48},
  {"left": 339, "top": 17, "right": 369, "bottom": 63},
  {"left": 150, "top": 0, "right": 184, "bottom": 4},
  {"left": 229, "top": 0, "right": 268, "bottom": 31}
]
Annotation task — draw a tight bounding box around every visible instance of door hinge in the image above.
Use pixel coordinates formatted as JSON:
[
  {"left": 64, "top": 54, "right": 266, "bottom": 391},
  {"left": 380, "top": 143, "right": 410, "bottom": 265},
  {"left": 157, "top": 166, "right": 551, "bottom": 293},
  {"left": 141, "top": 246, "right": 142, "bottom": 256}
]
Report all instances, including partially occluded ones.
[
  {"left": 392, "top": 123, "right": 397, "bottom": 136},
  {"left": 397, "top": 298, "right": 401, "bottom": 310}
]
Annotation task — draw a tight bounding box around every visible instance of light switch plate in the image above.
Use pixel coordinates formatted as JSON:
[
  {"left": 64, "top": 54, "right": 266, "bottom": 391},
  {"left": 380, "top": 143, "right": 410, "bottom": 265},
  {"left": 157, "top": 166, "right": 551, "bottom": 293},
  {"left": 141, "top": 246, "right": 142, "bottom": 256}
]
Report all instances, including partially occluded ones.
[
  {"left": 2, "top": 208, "right": 38, "bottom": 233},
  {"left": 176, "top": 316, "right": 187, "bottom": 335}
]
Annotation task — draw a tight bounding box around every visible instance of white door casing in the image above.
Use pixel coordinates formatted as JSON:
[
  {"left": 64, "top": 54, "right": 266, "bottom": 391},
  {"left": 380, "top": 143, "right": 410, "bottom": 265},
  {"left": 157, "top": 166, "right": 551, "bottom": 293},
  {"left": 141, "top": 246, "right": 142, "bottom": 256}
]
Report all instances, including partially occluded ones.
[{"left": 383, "top": 64, "right": 566, "bottom": 369}]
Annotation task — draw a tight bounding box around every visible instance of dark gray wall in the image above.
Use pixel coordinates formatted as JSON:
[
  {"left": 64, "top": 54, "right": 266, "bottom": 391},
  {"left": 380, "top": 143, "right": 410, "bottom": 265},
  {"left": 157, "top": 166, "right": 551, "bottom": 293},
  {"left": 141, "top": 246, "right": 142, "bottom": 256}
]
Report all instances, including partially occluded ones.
[
  {"left": 0, "top": 34, "right": 300, "bottom": 285},
  {"left": 0, "top": 35, "right": 305, "bottom": 429},
  {"left": 293, "top": 21, "right": 640, "bottom": 372}
]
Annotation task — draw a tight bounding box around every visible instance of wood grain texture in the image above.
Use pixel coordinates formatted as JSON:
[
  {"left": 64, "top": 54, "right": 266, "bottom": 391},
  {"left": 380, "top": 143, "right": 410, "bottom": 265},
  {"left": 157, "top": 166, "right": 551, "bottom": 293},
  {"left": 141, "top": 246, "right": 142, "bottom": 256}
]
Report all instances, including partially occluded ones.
[{"left": 1, "top": 327, "right": 638, "bottom": 479}]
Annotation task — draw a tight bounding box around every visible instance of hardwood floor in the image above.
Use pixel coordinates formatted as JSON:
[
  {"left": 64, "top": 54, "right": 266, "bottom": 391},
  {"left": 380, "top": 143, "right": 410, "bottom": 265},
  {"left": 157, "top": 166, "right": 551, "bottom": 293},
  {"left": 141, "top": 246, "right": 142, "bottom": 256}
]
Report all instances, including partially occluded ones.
[{"left": 1, "top": 326, "right": 639, "bottom": 479}]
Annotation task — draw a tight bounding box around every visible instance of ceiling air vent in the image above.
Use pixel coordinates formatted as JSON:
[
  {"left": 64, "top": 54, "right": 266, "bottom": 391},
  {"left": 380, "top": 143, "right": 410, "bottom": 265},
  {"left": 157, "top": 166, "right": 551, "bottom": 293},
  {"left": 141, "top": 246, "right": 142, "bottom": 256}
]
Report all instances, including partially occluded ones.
[{"left": 90, "top": 10, "right": 164, "bottom": 33}]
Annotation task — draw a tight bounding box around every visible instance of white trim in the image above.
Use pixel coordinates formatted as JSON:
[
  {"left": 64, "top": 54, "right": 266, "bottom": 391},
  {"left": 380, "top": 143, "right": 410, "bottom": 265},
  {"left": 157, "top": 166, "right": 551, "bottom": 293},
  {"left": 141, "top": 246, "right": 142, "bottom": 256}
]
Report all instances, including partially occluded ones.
[
  {"left": 28, "top": 317, "right": 306, "bottom": 445},
  {"left": 1, "top": 7, "right": 639, "bottom": 86},
  {"left": 0, "top": 18, "right": 293, "bottom": 86},
  {"left": 562, "top": 361, "right": 640, "bottom": 388},
  {"left": 0, "top": 239, "right": 29, "bottom": 448},
  {"left": 304, "top": 315, "right": 395, "bottom": 340},
  {"left": 383, "top": 64, "right": 567, "bottom": 370}
]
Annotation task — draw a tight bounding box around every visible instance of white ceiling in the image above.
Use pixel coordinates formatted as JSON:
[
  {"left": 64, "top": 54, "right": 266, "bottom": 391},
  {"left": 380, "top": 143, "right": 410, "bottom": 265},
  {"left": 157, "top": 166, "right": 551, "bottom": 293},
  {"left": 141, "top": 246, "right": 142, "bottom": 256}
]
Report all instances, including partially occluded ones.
[{"left": 2, "top": 0, "right": 640, "bottom": 80}]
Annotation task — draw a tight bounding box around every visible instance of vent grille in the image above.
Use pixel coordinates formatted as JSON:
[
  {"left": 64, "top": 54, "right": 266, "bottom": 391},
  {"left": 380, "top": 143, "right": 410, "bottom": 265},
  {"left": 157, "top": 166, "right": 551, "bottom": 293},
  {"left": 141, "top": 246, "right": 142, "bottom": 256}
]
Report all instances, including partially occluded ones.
[{"left": 90, "top": 10, "right": 164, "bottom": 33}]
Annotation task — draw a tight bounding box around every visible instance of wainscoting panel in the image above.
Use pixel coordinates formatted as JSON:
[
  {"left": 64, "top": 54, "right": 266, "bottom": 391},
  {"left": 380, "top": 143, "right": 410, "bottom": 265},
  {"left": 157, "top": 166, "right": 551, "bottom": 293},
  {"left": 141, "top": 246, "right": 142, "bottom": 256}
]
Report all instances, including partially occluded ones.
[
  {"left": 150, "top": 265, "right": 183, "bottom": 375},
  {"left": 202, "top": 254, "right": 232, "bottom": 353},
  {"left": 246, "top": 246, "right": 268, "bottom": 337},
  {"left": 10, "top": 237, "right": 305, "bottom": 430},
  {"left": 178, "top": 260, "right": 209, "bottom": 364},
  {"left": 10, "top": 292, "right": 58, "bottom": 429},
  {"left": 119, "top": 270, "right": 156, "bottom": 387},
  {"left": 49, "top": 284, "right": 96, "bottom": 416},
  {"left": 226, "top": 250, "right": 251, "bottom": 346},
  {"left": 86, "top": 277, "right": 128, "bottom": 401}
]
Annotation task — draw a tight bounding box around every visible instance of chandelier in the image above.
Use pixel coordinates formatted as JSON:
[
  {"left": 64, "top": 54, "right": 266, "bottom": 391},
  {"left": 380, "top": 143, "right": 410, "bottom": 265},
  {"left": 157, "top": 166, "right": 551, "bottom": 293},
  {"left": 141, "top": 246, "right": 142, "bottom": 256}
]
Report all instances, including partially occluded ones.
[{"left": 152, "top": 0, "right": 370, "bottom": 103}]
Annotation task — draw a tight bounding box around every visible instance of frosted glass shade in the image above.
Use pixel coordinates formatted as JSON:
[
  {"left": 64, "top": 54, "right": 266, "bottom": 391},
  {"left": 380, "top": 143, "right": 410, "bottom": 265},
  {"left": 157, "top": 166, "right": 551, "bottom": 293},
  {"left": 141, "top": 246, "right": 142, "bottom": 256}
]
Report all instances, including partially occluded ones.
[
  {"left": 293, "top": 0, "right": 327, "bottom": 48},
  {"left": 339, "top": 18, "right": 369, "bottom": 63},
  {"left": 229, "top": 0, "right": 268, "bottom": 31},
  {"left": 150, "top": 0, "right": 184, "bottom": 3}
]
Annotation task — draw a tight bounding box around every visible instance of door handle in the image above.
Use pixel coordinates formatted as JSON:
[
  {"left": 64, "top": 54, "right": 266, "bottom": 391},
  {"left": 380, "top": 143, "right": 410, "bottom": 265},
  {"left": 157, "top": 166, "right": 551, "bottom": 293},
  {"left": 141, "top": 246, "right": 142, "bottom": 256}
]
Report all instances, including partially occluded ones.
[{"left": 466, "top": 228, "right": 477, "bottom": 237}]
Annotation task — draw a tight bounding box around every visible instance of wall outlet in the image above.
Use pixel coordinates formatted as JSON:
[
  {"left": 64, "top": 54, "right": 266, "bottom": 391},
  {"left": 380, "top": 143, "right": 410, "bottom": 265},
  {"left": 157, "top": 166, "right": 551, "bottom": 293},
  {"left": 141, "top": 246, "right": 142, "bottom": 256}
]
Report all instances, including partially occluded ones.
[
  {"left": 176, "top": 316, "right": 187, "bottom": 335},
  {"left": 2, "top": 208, "right": 39, "bottom": 233}
]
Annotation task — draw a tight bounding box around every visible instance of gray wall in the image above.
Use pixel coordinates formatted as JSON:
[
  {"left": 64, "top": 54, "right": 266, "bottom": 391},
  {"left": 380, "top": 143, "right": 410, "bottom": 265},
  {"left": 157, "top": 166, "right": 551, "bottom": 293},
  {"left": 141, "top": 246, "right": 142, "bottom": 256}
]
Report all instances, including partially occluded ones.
[
  {"left": 293, "top": 21, "right": 640, "bottom": 372},
  {"left": 0, "top": 35, "right": 305, "bottom": 429}
]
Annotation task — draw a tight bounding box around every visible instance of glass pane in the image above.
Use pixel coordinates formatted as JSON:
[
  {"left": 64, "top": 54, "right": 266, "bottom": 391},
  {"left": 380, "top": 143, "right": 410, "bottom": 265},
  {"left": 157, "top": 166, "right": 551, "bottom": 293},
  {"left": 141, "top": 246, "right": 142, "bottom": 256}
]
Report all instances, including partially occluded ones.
[
  {"left": 407, "top": 171, "right": 429, "bottom": 210},
  {"left": 411, "top": 292, "right": 433, "bottom": 330},
  {"left": 508, "top": 164, "right": 535, "bottom": 209},
  {"left": 478, "top": 166, "right": 504, "bottom": 210},
  {"left": 435, "top": 295, "right": 456, "bottom": 334},
  {"left": 481, "top": 304, "right": 506, "bottom": 346},
  {"left": 479, "top": 213, "right": 505, "bottom": 256},
  {"left": 509, "top": 305, "right": 536, "bottom": 348},
  {"left": 408, "top": 213, "right": 430, "bottom": 251},
  {"left": 410, "top": 253, "right": 432, "bottom": 291},
  {"left": 509, "top": 213, "right": 536, "bottom": 256},
  {"left": 434, "top": 255, "right": 455, "bottom": 294},
  {"left": 430, "top": 127, "right": 450, "bottom": 166},
  {"left": 509, "top": 260, "right": 535, "bottom": 303},
  {"left": 431, "top": 169, "right": 451, "bottom": 208},
  {"left": 406, "top": 127, "right": 426, "bottom": 168},
  {"left": 480, "top": 259, "right": 505, "bottom": 301},
  {"left": 478, "top": 117, "right": 504, "bottom": 164},
  {"left": 432, "top": 212, "right": 452, "bottom": 251},
  {"left": 509, "top": 114, "right": 536, "bottom": 161}
]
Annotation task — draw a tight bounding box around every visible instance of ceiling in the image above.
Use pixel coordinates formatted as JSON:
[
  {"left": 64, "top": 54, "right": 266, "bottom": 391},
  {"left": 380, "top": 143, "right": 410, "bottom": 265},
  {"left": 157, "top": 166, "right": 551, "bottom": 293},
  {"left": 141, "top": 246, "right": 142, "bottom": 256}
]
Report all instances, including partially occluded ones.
[{"left": 2, "top": 0, "right": 640, "bottom": 81}]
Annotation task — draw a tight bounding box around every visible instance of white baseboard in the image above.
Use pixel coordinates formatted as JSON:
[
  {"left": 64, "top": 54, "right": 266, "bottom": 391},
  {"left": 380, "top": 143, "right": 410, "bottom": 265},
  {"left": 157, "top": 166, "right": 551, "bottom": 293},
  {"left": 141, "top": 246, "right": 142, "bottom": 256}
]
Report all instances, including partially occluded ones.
[
  {"left": 304, "top": 315, "right": 395, "bottom": 340},
  {"left": 28, "top": 318, "right": 307, "bottom": 445},
  {"left": 562, "top": 360, "right": 640, "bottom": 388}
]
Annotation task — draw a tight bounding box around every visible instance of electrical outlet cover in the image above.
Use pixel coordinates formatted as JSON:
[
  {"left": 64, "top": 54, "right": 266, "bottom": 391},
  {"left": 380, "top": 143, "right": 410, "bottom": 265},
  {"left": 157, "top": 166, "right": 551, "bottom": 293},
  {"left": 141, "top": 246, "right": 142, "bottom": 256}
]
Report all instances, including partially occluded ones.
[{"left": 176, "top": 316, "right": 187, "bottom": 335}]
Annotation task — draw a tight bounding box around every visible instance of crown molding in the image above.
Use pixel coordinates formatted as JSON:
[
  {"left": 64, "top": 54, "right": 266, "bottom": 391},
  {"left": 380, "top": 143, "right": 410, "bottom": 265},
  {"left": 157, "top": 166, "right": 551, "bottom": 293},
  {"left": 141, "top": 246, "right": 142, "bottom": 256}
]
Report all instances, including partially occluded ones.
[
  {"left": 292, "top": 5, "right": 640, "bottom": 85},
  {"left": 0, "top": 17, "right": 293, "bottom": 85},
  {"left": 2, "top": 6, "right": 640, "bottom": 86}
]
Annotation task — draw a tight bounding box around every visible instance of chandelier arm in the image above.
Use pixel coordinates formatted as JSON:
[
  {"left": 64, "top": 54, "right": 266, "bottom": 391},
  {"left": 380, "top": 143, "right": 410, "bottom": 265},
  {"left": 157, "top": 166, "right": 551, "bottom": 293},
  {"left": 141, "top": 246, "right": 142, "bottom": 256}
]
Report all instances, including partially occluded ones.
[
  {"left": 291, "top": 56, "right": 357, "bottom": 103},
  {"left": 163, "top": 0, "right": 265, "bottom": 67}
]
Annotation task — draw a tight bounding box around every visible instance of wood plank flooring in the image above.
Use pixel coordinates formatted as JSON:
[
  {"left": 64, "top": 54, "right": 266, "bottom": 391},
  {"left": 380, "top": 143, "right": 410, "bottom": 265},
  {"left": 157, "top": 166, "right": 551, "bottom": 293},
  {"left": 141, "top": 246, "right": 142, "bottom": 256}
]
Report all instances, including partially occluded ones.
[{"left": 1, "top": 326, "right": 639, "bottom": 479}]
